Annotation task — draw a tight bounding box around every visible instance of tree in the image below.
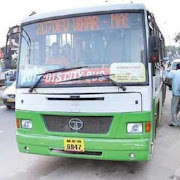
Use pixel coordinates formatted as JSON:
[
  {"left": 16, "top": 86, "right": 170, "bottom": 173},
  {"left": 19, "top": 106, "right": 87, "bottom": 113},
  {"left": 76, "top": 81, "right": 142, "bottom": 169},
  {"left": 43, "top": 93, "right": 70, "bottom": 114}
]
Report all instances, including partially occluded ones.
[{"left": 175, "top": 32, "right": 180, "bottom": 44}]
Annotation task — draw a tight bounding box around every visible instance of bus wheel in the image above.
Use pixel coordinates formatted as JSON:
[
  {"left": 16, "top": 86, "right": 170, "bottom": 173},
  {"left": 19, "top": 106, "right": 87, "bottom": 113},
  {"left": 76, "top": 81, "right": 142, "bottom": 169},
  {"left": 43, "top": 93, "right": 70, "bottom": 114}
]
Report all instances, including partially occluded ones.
[
  {"left": 155, "top": 103, "right": 160, "bottom": 138},
  {"left": 156, "top": 102, "right": 161, "bottom": 126}
]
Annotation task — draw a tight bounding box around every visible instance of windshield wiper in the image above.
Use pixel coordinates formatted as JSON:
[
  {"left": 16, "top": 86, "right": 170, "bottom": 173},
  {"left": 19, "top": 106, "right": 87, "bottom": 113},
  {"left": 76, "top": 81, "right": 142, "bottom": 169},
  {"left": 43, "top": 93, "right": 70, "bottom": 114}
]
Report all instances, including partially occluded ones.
[
  {"left": 28, "top": 66, "right": 88, "bottom": 93},
  {"left": 59, "top": 74, "right": 126, "bottom": 91}
]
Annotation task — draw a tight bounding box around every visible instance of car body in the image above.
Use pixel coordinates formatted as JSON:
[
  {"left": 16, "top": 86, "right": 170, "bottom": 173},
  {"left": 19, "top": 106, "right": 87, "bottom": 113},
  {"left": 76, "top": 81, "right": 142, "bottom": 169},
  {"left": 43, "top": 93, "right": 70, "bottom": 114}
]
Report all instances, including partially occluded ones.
[
  {"left": 0, "top": 71, "right": 5, "bottom": 86},
  {"left": 171, "top": 59, "right": 180, "bottom": 70},
  {"left": 5, "top": 69, "right": 16, "bottom": 87},
  {"left": 2, "top": 81, "right": 16, "bottom": 109},
  {"left": 164, "top": 59, "right": 180, "bottom": 90}
]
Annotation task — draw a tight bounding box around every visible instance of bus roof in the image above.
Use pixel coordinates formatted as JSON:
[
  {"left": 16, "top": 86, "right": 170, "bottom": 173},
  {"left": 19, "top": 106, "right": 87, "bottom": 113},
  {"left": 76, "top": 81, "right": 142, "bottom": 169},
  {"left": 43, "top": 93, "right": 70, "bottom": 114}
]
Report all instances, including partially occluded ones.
[{"left": 22, "top": 3, "right": 146, "bottom": 24}]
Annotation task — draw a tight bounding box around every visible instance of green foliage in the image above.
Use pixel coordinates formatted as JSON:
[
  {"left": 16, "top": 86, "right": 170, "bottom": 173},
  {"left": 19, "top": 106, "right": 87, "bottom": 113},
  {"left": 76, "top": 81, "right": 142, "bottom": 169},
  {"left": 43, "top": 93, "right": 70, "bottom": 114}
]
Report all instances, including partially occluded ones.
[
  {"left": 166, "top": 45, "right": 180, "bottom": 58},
  {"left": 166, "top": 45, "right": 180, "bottom": 52},
  {"left": 175, "top": 33, "right": 180, "bottom": 43}
]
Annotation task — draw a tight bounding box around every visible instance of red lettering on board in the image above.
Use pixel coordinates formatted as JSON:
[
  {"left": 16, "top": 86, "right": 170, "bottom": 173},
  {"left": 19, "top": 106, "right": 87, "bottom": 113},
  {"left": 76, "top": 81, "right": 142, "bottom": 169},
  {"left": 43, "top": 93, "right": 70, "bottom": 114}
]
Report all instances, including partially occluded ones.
[
  {"left": 73, "top": 17, "right": 83, "bottom": 31},
  {"left": 42, "top": 68, "right": 110, "bottom": 85},
  {"left": 111, "top": 13, "right": 129, "bottom": 28}
]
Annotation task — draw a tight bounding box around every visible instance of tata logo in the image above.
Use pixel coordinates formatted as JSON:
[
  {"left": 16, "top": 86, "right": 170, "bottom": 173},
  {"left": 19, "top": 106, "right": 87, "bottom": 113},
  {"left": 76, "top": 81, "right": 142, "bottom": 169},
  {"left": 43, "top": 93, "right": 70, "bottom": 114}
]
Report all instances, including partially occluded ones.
[{"left": 69, "top": 118, "right": 83, "bottom": 131}]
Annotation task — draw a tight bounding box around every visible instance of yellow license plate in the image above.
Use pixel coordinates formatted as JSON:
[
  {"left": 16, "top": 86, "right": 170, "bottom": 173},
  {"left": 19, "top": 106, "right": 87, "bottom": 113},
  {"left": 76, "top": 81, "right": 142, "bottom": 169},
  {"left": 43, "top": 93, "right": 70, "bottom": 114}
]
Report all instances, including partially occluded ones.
[
  {"left": 64, "top": 139, "right": 84, "bottom": 152},
  {"left": 7, "top": 98, "right": 15, "bottom": 103}
]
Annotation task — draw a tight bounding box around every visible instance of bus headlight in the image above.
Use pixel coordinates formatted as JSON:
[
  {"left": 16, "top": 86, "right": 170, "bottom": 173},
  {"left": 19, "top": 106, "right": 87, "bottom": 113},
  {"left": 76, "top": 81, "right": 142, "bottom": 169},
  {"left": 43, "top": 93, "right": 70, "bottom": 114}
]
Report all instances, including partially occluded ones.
[
  {"left": 21, "top": 120, "right": 32, "bottom": 129},
  {"left": 127, "top": 123, "right": 142, "bottom": 133}
]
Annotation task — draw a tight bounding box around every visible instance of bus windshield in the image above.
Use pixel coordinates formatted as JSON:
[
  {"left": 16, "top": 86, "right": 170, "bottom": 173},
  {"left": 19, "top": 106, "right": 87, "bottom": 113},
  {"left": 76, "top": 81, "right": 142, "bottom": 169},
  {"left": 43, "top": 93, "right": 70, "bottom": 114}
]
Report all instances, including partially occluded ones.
[{"left": 18, "top": 12, "right": 146, "bottom": 87}]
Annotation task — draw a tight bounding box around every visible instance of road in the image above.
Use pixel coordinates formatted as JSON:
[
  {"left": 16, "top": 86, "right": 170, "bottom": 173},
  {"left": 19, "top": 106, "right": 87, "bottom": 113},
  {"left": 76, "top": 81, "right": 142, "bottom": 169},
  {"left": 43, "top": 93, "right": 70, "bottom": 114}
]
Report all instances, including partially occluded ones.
[{"left": 0, "top": 90, "right": 180, "bottom": 180}]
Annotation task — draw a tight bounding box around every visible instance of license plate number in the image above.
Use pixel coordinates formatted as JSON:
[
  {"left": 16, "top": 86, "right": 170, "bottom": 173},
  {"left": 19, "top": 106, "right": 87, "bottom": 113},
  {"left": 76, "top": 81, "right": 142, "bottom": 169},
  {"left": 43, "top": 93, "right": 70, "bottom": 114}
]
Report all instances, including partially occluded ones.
[{"left": 64, "top": 139, "right": 84, "bottom": 152}]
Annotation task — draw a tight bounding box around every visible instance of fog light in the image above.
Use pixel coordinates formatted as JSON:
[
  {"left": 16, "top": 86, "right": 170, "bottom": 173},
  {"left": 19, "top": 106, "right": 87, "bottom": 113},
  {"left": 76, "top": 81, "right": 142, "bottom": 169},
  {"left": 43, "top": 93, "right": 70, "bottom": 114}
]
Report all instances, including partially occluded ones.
[
  {"left": 21, "top": 120, "right": 32, "bottom": 129},
  {"left": 129, "top": 153, "right": 135, "bottom": 159},
  {"left": 145, "top": 122, "right": 151, "bottom": 133},
  {"left": 16, "top": 119, "right": 20, "bottom": 128},
  {"left": 24, "top": 146, "right": 30, "bottom": 152},
  {"left": 127, "top": 123, "right": 142, "bottom": 133}
]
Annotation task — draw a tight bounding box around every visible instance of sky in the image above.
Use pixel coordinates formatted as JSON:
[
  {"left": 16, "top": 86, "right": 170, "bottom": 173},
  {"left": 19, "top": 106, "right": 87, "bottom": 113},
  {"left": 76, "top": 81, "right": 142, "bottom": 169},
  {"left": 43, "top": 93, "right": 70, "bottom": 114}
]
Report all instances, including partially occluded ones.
[{"left": 0, "top": 0, "right": 179, "bottom": 47}]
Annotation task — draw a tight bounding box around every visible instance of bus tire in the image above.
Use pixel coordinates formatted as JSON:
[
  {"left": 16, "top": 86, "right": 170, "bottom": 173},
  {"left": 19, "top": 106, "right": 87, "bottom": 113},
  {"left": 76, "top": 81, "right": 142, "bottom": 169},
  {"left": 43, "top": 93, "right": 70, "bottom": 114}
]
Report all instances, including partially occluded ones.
[
  {"left": 162, "top": 84, "right": 166, "bottom": 106},
  {"left": 154, "top": 102, "right": 160, "bottom": 138},
  {"left": 156, "top": 102, "right": 160, "bottom": 127}
]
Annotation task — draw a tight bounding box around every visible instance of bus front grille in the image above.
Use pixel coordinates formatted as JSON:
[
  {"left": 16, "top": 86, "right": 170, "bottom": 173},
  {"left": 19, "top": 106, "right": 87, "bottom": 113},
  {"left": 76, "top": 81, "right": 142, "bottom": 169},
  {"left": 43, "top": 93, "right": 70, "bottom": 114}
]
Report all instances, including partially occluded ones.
[{"left": 43, "top": 115, "right": 112, "bottom": 134}]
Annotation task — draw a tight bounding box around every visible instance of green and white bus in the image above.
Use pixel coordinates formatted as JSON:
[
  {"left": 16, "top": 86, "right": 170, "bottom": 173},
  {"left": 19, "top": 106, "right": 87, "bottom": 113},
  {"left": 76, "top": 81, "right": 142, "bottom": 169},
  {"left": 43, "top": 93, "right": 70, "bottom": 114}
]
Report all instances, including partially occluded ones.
[{"left": 13, "top": 3, "right": 166, "bottom": 161}]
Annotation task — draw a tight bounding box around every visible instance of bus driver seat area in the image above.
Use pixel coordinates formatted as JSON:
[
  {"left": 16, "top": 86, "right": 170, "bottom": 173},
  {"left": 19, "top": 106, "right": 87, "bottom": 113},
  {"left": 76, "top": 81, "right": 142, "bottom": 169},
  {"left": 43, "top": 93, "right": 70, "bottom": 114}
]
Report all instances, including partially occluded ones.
[{"left": 46, "top": 42, "right": 70, "bottom": 66}]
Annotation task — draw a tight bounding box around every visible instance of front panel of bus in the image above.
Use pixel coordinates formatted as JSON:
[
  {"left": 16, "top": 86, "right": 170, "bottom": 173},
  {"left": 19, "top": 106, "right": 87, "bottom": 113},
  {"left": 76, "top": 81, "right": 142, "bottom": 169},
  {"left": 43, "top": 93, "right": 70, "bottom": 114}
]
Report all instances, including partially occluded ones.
[{"left": 16, "top": 10, "right": 154, "bottom": 161}]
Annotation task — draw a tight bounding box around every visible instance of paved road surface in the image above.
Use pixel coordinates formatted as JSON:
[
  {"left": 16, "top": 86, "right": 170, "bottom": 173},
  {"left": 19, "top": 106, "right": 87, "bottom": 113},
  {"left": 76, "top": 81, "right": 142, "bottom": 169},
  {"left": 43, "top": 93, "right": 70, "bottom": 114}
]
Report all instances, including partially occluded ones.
[{"left": 0, "top": 90, "right": 180, "bottom": 180}]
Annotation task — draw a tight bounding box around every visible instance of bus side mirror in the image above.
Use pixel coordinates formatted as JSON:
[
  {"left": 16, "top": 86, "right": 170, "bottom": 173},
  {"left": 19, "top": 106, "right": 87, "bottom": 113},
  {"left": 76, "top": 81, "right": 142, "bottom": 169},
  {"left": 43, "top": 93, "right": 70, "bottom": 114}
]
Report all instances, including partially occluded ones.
[
  {"left": 5, "top": 25, "right": 20, "bottom": 69},
  {"left": 149, "top": 36, "right": 160, "bottom": 63},
  {"left": 4, "top": 59, "right": 11, "bottom": 70},
  {"left": 3, "top": 46, "right": 11, "bottom": 69}
]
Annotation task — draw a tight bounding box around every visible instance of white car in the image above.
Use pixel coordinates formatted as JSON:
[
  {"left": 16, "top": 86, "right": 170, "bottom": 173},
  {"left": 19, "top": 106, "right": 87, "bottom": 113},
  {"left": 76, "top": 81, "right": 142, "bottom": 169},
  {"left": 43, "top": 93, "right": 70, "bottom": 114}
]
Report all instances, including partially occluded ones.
[
  {"left": 171, "top": 59, "right": 180, "bottom": 70},
  {"left": 2, "top": 81, "right": 16, "bottom": 109},
  {"left": 5, "top": 69, "right": 16, "bottom": 86}
]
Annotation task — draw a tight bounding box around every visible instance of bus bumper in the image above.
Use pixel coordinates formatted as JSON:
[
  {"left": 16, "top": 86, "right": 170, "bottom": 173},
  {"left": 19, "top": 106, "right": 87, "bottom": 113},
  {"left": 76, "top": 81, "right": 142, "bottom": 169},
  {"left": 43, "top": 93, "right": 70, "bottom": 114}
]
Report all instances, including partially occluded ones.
[{"left": 16, "top": 133, "right": 151, "bottom": 161}]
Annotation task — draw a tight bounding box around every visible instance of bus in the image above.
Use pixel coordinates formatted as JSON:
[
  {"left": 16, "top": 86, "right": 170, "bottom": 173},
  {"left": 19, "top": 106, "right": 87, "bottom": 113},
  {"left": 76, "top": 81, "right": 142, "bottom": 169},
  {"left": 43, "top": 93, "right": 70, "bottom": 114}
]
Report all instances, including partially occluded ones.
[{"left": 12, "top": 3, "right": 166, "bottom": 161}]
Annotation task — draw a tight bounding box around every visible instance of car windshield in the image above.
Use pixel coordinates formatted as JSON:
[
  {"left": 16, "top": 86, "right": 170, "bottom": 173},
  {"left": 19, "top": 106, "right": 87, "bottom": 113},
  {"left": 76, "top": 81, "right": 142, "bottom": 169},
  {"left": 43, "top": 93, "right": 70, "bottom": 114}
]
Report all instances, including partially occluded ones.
[{"left": 18, "top": 12, "right": 147, "bottom": 87}]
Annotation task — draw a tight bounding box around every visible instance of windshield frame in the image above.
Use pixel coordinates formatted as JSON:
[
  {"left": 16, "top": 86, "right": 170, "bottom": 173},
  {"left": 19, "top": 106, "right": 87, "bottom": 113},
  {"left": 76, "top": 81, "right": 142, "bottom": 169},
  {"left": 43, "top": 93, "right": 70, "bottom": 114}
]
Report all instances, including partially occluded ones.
[{"left": 17, "top": 9, "right": 149, "bottom": 89}]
